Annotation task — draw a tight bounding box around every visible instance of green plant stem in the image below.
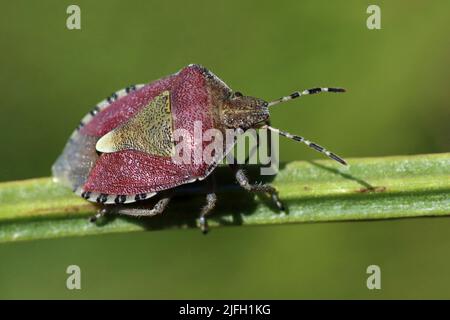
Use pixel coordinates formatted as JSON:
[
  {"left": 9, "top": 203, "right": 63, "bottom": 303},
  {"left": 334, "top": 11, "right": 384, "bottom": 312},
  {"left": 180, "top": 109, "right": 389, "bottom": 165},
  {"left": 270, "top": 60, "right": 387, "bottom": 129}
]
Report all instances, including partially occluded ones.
[{"left": 0, "top": 153, "right": 449, "bottom": 243}]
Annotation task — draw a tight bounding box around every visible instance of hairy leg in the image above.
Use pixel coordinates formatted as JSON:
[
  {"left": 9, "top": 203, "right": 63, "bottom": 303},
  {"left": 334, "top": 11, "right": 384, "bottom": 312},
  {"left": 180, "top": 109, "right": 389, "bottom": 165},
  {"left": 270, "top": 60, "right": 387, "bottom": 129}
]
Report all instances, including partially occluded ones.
[
  {"left": 230, "top": 164, "right": 284, "bottom": 211},
  {"left": 89, "top": 196, "right": 171, "bottom": 222}
]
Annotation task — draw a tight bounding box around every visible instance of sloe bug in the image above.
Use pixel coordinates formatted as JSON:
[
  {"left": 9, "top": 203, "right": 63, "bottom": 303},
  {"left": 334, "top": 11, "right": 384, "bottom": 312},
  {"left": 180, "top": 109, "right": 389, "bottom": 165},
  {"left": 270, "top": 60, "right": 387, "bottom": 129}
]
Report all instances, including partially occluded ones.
[{"left": 53, "top": 64, "right": 346, "bottom": 233}]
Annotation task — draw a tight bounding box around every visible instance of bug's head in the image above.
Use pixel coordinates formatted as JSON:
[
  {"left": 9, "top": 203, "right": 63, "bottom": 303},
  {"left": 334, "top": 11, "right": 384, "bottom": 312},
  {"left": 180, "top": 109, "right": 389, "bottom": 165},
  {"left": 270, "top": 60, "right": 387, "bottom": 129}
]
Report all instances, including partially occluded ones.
[
  {"left": 222, "top": 86, "right": 349, "bottom": 166},
  {"left": 221, "top": 91, "right": 269, "bottom": 129}
]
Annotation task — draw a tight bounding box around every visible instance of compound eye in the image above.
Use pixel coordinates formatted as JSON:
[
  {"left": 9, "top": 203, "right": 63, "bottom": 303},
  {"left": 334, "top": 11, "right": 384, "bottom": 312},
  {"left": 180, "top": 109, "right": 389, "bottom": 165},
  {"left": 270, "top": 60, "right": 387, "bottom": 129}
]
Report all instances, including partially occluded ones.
[{"left": 234, "top": 91, "right": 243, "bottom": 98}]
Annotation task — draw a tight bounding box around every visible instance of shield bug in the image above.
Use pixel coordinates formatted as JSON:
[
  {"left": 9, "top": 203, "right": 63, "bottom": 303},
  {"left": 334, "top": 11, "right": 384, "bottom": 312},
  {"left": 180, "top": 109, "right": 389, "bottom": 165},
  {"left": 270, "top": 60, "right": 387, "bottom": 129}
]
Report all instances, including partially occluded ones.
[{"left": 52, "top": 64, "right": 346, "bottom": 233}]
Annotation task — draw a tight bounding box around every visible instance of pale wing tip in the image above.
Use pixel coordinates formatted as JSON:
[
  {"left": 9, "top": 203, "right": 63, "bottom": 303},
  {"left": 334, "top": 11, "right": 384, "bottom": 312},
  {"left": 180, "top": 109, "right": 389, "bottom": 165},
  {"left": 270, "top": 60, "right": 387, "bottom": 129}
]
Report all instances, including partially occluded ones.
[{"left": 95, "top": 132, "right": 115, "bottom": 153}]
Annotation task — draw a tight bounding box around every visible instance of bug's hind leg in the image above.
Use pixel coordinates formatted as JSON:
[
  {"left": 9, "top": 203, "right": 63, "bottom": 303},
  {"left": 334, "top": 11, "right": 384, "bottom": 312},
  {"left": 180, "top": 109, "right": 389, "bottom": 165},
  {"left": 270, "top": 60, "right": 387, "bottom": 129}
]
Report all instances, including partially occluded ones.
[
  {"left": 230, "top": 164, "right": 285, "bottom": 211},
  {"left": 115, "top": 197, "right": 171, "bottom": 217},
  {"left": 89, "top": 196, "right": 171, "bottom": 222},
  {"left": 199, "top": 193, "right": 217, "bottom": 235}
]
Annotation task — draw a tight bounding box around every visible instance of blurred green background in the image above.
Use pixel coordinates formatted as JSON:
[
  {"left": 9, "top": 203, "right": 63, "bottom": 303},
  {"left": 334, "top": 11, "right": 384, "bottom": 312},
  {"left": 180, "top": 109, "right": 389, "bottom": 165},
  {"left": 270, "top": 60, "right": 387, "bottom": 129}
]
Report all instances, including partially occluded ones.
[{"left": 0, "top": 0, "right": 449, "bottom": 299}]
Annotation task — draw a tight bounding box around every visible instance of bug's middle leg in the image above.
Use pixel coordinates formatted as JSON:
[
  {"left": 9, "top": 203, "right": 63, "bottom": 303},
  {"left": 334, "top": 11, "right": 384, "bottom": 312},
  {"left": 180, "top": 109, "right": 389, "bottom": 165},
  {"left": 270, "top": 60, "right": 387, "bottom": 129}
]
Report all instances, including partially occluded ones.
[
  {"left": 230, "top": 164, "right": 284, "bottom": 211},
  {"left": 89, "top": 196, "right": 171, "bottom": 222},
  {"left": 199, "top": 192, "right": 217, "bottom": 234},
  {"left": 197, "top": 174, "right": 217, "bottom": 234}
]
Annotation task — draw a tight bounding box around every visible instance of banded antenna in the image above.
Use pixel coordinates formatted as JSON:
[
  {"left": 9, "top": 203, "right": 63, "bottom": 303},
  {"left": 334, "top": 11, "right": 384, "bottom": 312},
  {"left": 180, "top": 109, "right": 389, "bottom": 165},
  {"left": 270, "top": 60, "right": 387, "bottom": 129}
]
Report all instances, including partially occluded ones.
[
  {"left": 268, "top": 87, "right": 345, "bottom": 107},
  {"left": 265, "top": 87, "right": 347, "bottom": 165}
]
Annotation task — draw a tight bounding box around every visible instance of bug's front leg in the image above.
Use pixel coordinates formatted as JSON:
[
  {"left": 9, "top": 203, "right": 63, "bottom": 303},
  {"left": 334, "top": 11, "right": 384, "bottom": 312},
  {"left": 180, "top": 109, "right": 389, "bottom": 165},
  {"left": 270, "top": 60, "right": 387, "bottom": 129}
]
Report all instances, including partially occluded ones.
[
  {"left": 89, "top": 196, "right": 171, "bottom": 222},
  {"left": 230, "top": 164, "right": 285, "bottom": 211}
]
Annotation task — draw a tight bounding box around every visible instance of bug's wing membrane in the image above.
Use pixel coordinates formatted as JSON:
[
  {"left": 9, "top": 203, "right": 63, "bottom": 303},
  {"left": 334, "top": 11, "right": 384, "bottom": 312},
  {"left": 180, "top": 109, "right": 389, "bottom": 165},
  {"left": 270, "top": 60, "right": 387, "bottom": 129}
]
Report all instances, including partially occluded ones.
[{"left": 52, "top": 134, "right": 99, "bottom": 191}]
